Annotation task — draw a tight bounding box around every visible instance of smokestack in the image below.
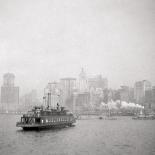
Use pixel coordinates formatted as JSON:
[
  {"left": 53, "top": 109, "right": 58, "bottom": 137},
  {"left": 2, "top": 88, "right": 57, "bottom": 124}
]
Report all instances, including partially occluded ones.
[{"left": 47, "top": 92, "right": 51, "bottom": 108}]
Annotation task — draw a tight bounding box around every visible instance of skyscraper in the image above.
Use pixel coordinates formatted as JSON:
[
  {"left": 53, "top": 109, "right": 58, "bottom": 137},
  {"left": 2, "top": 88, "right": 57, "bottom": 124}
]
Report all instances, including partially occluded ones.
[
  {"left": 60, "top": 78, "right": 76, "bottom": 108},
  {"left": 134, "top": 80, "right": 152, "bottom": 106},
  {"left": 1, "top": 73, "right": 19, "bottom": 111},
  {"left": 45, "top": 82, "right": 61, "bottom": 108},
  {"left": 77, "top": 68, "right": 88, "bottom": 92},
  {"left": 151, "top": 86, "right": 155, "bottom": 109}
]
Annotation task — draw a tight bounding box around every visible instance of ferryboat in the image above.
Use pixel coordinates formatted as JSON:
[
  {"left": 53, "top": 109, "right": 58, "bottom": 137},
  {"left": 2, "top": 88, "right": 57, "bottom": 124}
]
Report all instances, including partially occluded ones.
[{"left": 16, "top": 92, "right": 76, "bottom": 130}]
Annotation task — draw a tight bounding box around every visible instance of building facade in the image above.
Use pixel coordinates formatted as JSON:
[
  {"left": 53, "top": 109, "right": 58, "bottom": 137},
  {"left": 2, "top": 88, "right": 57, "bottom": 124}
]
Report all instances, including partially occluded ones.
[
  {"left": 77, "top": 68, "right": 88, "bottom": 92},
  {"left": 60, "top": 78, "right": 76, "bottom": 108},
  {"left": 1, "top": 73, "right": 19, "bottom": 111},
  {"left": 88, "top": 75, "right": 108, "bottom": 90},
  {"left": 119, "top": 86, "right": 130, "bottom": 103},
  {"left": 151, "top": 86, "right": 155, "bottom": 110},
  {"left": 134, "top": 80, "right": 152, "bottom": 106}
]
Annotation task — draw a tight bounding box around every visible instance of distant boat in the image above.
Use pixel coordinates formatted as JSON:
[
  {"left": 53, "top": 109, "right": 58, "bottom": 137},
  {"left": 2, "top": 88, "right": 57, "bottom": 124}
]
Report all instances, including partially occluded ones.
[
  {"left": 99, "top": 108, "right": 117, "bottom": 120},
  {"left": 99, "top": 116, "right": 117, "bottom": 120},
  {"left": 132, "top": 110, "right": 155, "bottom": 120}
]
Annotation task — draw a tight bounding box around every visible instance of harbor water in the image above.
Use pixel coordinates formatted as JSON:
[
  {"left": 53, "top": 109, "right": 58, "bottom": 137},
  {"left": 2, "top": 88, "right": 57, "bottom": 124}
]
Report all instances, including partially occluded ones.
[{"left": 0, "top": 114, "right": 155, "bottom": 155}]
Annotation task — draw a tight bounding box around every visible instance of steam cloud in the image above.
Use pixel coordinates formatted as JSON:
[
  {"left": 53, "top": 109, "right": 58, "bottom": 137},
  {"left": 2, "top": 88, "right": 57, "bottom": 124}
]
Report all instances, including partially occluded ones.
[{"left": 100, "top": 100, "right": 144, "bottom": 110}]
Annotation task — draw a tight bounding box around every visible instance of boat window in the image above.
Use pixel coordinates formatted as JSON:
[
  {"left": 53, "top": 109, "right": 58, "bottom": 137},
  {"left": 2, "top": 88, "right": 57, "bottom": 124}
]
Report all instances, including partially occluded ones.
[
  {"left": 21, "top": 118, "right": 24, "bottom": 123},
  {"left": 35, "top": 118, "right": 40, "bottom": 123}
]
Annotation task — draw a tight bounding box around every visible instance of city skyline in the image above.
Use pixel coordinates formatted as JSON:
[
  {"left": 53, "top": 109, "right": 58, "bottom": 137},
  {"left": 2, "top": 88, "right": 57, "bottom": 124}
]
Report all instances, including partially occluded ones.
[
  {"left": 0, "top": 0, "right": 155, "bottom": 94},
  {"left": 0, "top": 72, "right": 153, "bottom": 112},
  {"left": 0, "top": 71, "right": 154, "bottom": 97},
  {"left": 0, "top": 69, "right": 154, "bottom": 96}
]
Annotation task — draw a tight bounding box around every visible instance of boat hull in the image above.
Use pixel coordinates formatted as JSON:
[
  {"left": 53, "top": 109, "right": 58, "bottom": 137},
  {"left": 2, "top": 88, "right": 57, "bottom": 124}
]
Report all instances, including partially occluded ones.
[
  {"left": 17, "top": 121, "right": 75, "bottom": 130},
  {"left": 132, "top": 114, "right": 155, "bottom": 120}
]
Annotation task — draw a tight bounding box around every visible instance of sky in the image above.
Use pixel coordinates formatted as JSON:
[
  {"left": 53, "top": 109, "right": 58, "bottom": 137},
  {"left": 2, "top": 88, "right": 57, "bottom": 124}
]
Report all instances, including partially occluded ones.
[{"left": 0, "top": 0, "right": 155, "bottom": 95}]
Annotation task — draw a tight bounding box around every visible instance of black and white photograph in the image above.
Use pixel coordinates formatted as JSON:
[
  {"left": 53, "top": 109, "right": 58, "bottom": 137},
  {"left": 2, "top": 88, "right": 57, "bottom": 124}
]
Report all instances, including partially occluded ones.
[{"left": 0, "top": 0, "right": 155, "bottom": 155}]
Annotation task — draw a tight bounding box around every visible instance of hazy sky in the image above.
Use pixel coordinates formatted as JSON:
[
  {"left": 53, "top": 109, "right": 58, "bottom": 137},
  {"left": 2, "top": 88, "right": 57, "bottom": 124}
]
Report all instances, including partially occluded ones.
[{"left": 0, "top": 0, "right": 155, "bottom": 94}]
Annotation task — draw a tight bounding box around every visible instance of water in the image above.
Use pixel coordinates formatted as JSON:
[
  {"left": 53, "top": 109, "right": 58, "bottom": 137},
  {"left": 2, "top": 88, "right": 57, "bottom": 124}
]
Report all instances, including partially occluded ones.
[{"left": 0, "top": 114, "right": 155, "bottom": 155}]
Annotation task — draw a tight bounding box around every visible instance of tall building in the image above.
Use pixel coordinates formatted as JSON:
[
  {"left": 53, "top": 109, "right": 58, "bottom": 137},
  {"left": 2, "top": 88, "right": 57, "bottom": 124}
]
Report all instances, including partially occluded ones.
[
  {"left": 1, "top": 73, "right": 19, "bottom": 111},
  {"left": 77, "top": 68, "right": 88, "bottom": 92},
  {"left": 73, "top": 92, "right": 90, "bottom": 113},
  {"left": 45, "top": 82, "right": 61, "bottom": 108},
  {"left": 134, "top": 80, "right": 152, "bottom": 106},
  {"left": 151, "top": 86, "right": 155, "bottom": 109},
  {"left": 60, "top": 78, "right": 76, "bottom": 108},
  {"left": 119, "top": 86, "right": 130, "bottom": 103}
]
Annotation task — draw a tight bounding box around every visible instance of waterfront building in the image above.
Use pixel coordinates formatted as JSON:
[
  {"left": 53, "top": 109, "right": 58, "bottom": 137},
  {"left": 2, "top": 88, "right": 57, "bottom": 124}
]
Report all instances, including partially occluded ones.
[
  {"left": 119, "top": 86, "right": 130, "bottom": 103},
  {"left": 129, "top": 88, "right": 135, "bottom": 102},
  {"left": 151, "top": 86, "right": 155, "bottom": 110},
  {"left": 134, "top": 80, "right": 152, "bottom": 106},
  {"left": 1, "top": 73, "right": 19, "bottom": 111},
  {"left": 77, "top": 68, "right": 88, "bottom": 92},
  {"left": 45, "top": 82, "right": 61, "bottom": 108},
  {"left": 60, "top": 78, "right": 76, "bottom": 108},
  {"left": 73, "top": 92, "right": 90, "bottom": 114}
]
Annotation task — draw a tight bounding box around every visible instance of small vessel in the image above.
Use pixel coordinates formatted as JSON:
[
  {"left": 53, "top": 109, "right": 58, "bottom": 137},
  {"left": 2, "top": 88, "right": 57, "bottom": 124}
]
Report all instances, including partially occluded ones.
[
  {"left": 99, "top": 116, "right": 117, "bottom": 120},
  {"left": 16, "top": 91, "right": 76, "bottom": 130},
  {"left": 132, "top": 110, "right": 155, "bottom": 120},
  {"left": 99, "top": 109, "right": 117, "bottom": 120}
]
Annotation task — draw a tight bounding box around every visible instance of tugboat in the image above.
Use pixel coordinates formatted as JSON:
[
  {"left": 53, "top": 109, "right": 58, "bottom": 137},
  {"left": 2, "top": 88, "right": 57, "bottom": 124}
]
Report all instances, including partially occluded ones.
[{"left": 16, "top": 91, "right": 76, "bottom": 130}]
